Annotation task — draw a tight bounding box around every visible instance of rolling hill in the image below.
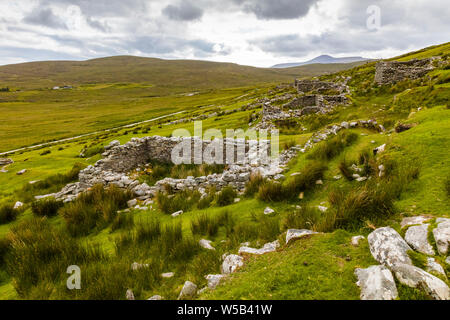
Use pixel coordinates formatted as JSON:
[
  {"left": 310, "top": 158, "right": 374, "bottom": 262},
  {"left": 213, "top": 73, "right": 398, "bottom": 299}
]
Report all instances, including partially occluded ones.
[{"left": 271, "top": 55, "right": 370, "bottom": 68}]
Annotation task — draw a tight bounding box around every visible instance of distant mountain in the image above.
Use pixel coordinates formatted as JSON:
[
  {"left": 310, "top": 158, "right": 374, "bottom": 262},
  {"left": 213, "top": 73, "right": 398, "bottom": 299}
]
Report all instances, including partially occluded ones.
[{"left": 271, "top": 55, "right": 370, "bottom": 68}]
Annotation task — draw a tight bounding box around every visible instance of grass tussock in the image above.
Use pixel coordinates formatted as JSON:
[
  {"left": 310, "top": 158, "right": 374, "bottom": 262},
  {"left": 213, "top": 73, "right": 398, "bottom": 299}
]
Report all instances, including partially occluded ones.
[
  {"left": 244, "top": 173, "right": 265, "bottom": 197},
  {"left": 258, "top": 162, "right": 327, "bottom": 202},
  {"left": 31, "top": 198, "right": 63, "bottom": 217},
  {"left": 60, "top": 184, "right": 133, "bottom": 236},
  {"left": 0, "top": 203, "right": 20, "bottom": 225},
  {"left": 156, "top": 190, "right": 201, "bottom": 214},
  {"left": 216, "top": 186, "right": 237, "bottom": 207},
  {"left": 307, "top": 131, "right": 358, "bottom": 161}
]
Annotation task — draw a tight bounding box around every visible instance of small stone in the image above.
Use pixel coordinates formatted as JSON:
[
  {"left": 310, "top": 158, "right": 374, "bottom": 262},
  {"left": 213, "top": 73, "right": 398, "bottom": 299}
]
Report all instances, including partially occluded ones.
[
  {"left": 148, "top": 295, "right": 162, "bottom": 300},
  {"left": 333, "top": 175, "right": 342, "bottom": 180},
  {"left": 238, "top": 240, "right": 279, "bottom": 255},
  {"left": 286, "top": 229, "right": 318, "bottom": 244},
  {"left": 161, "top": 272, "right": 174, "bottom": 278},
  {"left": 205, "top": 274, "right": 225, "bottom": 290},
  {"left": 317, "top": 205, "right": 328, "bottom": 212},
  {"left": 13, "top": 201, "right": 23, "bottom": 210},
  {"left": 315, "top": 179, "right": 323, "bottom": 185},
  {"left": 178, "top": 281, "right": 197, "bottom": 299},
  {"left": 171, "top": 210, "right": 183, "bottom": 217},
  {"left": 221, "top": 254, "right": 244, "bottom": 274},
  {"left": 16, "top": 169, "right": 27, "bottom": 175},
  {"left": 264, "top": 207, "right": 275, "bottom": 215},
  {"left": 351, "top": 235, "right": 365, "bottom": 246},
  {"left": 433, "top": 219, "right": 450, "bottom": 255},
  {"left": 234, "top": 198, "right": 241, "bottom": 203},
  {"left": 199, "top": 239, "right": 215, "bottom": 250},
  {"left": 355, "top": 265, "right": 398, "bottom": 300},
  {"left": 126, "top": 289, "right": 135, "bottom": 300}
]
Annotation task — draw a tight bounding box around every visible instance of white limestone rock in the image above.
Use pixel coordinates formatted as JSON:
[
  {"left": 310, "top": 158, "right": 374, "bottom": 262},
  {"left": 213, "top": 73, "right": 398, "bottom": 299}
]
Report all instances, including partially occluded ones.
[
  {"left": 351, "top": 235, "right": 365, "bottom": 247},
  {"left": 148, "top": 295, "right": 162, "bottom": 300},
  {"left": 264, "top": 207, "right": 275, "bottom": 215},
  {"left": 355, "top": 265, "right": 398, "bottom": 300},
  {"left": 368, "top": 227, "right": 413, "bottom": 268},
  {"left": 426, "top": 258, "right": 446, "bottom": 277},
  {"left": 178, "top": 281, "right": 198, "bottom": 299},
  {"left": 221, "top": 254, "right": 244, "bottom": 274},
  {"left": 405, "top": 224, "right": 435, "bottom": 255},
  {"left": 400, "top": 216, "right": 431, "bottom": 228},
  {"left": 126, "top": 289, "right": 135, "bottom": 300},
  {"left": 199, "top": 239, "right": 215, "bottom": 250},
  {"left": 206, "top": 274, "right": 226, "bottom": 290},
  {"left": 392, "top": 263, "right": 450, "bottom": 300},
  {"left": 13, "top": 201, "right": 23, "bottom": 209},
  {"left": 433, "top": 218, "right": 450, "bottom": 255},
  {"left": 171, "top": 210, "right": 183, "bottom": 217},
  {"left": 238, "top": 240, "right": 280, "bottom": 255},
  {"left": 286, "top": 229, "right": 318, "bottom": 244},
  {"left": 161, "top": 272, "right": 174, "bottom": 278}
]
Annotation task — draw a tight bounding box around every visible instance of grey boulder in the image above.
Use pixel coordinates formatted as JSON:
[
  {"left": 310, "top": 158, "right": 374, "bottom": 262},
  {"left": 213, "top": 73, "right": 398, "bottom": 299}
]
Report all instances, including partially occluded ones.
[
  {"left": 355, "top": 265, "right": 398, "bottom": 300},
  {"left": 405, "top": 224, "right": 435, "bottom": 255},
  {"left": 368, "top": 227, "right": 412, "bottom": 268}
]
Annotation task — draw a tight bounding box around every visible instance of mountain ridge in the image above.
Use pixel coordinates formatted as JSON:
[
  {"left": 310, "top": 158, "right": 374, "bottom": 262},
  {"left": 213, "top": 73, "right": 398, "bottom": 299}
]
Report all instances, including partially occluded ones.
[{"left": 271, "top": 54, "right": 371, "bottom": 68}]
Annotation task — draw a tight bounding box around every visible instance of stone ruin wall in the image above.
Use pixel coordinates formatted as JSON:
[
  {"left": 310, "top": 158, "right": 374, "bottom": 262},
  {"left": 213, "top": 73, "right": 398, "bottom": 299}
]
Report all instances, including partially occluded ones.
[{"left": 374, "top": 57, "right": 437, "bottom": 85}]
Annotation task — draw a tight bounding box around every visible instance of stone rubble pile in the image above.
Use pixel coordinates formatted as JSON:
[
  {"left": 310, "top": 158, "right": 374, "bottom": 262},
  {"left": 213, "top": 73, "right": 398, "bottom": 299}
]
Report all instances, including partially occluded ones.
[{"left": 374, "top": 57, "right": 440, "bottom": 85}]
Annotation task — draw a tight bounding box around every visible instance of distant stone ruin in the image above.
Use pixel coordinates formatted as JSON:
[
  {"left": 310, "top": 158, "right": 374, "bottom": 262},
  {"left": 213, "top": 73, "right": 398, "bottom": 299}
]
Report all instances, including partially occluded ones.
[{"left": 374, "top": 57, "right": 437, "bottom": 85}]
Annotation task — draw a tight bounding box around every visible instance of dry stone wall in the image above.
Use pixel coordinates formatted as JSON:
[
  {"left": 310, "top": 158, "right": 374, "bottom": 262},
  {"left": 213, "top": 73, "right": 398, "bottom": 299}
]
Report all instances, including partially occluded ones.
[{"left": 374, "top": 58, "right": 437, "bottom": 85}]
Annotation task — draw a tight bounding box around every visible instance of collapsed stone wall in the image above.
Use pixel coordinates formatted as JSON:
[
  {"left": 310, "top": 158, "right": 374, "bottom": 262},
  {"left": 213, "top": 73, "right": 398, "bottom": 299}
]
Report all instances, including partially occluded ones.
[
  {"left": 295, "top": 79, "right": 347, "bottom": 94},
  {"left": 374, "top": 58, "right": 437, "bottom": 85}
]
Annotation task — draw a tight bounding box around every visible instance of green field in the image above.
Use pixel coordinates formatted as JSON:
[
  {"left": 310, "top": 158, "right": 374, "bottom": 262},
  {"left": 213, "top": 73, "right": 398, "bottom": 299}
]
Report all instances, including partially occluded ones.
[{"left": 0, "top": 43, "right": 449, "bottom": 300}]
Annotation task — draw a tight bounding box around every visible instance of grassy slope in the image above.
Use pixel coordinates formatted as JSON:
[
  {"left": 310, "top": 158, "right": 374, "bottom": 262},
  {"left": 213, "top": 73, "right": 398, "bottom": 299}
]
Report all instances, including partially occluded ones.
[{"left": 0, "top": 43, "right": 449, "bottom": 300}]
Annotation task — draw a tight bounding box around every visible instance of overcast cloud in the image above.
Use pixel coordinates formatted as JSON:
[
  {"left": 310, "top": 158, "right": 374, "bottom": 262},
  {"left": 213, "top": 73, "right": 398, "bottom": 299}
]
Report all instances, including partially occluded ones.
[{"left": 0, "top": 0, "right": 448, "bottom": 67}]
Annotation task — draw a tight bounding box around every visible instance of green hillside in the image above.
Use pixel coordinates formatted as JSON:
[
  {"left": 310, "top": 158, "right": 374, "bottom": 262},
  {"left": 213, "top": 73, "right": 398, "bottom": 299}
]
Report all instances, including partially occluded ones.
[{"left": 0, "top": 42, "right": 448, "bottom": 300}]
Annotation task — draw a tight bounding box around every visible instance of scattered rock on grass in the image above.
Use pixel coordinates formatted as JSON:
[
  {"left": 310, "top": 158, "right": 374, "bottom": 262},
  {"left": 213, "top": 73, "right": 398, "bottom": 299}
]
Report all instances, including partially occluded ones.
[
  {"left": 392, "top": 263, "right": 450, "bottom": 300},
  {"left": 127, "top": 199, "right": 137, "bottom": 208},
  {"left": 355, "top": 265, "right": 398, "bottom": 300},
  {"left": 286, "top": 229, "right": 318, "bottom": 244},
  {"left": 206, "top": 274, "right": 225, "bottom": 289},
  {"left": 351, "top": 235, "right": 365, "bottom": 246},
  {"left": 171, "top": 210, "right": 183, "bottom": 217},
  {"left": 161, "top": 272, "right": 174, "bottom": 278},
  {"left": 148, "top": 295, "right": 162, "bottom": 300},
  {"left": 405, "top": 224, "right": 435, "bottom": 255},
  {"left": 126, "top": 289, "right": 135, "bottom": 300},
  {"left": 433, "top": 218, "right": 450, "bottom": 255},
  {"left": 238, "top": 240, "right": 280, "bottom": 255},
  {"left": 178, "top": 281, "right": 198, "bottom": 299},
  {"left": 221, "top": 254, "right": 244, "bottom": 274},
  {"left": 400, "top": 216, "right": 430, "bottom": 228},
  {"left": 368, "top": 227, "right": 412, "bottom": 268},
  {"left": 16, "top": 169, "right": 27, "bottom": 175},
  {"left": 199, "top": 239, "right": 215, "bottom": 250},
  {"left": 264, "top": 207, "right": 275, "bottom": 215},
  {"left": 13, "top": 201, "right": 23, "bottom": 209}
]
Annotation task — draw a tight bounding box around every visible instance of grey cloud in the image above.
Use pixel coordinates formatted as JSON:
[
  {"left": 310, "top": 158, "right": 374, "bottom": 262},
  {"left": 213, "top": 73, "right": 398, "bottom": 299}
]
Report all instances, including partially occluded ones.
[
  {"left": 233, "top": 0, "right": 318, "bottom": 20},
  {"left": 23, "top": 7, "right": 67, "bottom": 29},
  {"left": 162, "top": 2, "right": 203, "bottom": 21}
]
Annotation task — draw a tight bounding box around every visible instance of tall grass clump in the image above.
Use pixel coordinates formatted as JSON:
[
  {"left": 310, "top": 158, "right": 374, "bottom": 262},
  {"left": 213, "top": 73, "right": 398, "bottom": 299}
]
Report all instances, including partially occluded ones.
[
  {"left": 0, "top": 203, "right": 19, "bottom": 225},
  {"left": 244, "top": 173, "right": 265, "bottom": 197},
  {"left": 31, "top": 198, "right": 63, "bottom": 217},
  {"left": 191, "top": 213, "right": 220, "bottom": 237},
  {"left": 60, "top": 184, "right": 132, "bottom": 236},
  {"left": 5, "top": 217, "right": 105, "bottom": 297},
  {"left": 111, "top": 211, "right": 135, "bottom": 232},
  {"left": 216, "top": 186, "right": 237, "bottom": 206},
  {"left": 156, "top": 190, "right": 201, "bottom": 214},
  {"left": 307, "top": 131, "right": 358, "bottom": 161}
]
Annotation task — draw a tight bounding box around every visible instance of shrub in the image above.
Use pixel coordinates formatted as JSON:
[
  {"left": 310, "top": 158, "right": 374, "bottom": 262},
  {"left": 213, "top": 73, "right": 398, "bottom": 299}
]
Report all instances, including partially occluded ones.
[
  {"left": 0, "top": 204, "right": 19, "bottom": 224},
  {"left": 283, "top": 162, "right": 327, "bottom": 197},
  {"left": 31, "top": 198, "right": 63, "bottom": 217},
  {"left": 216, "top": 186, "right": 237, "bottom": 207},
  {"left": 60, "top": 184, "right": 132, "bottom": 236},
  {"left": 40, "top": 150, "right": 51, "bottom": 156}
]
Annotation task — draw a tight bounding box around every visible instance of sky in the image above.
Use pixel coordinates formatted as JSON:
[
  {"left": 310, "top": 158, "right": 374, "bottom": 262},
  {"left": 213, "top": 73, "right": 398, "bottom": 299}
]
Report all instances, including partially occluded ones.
[{"left": 0, "top": 0, "right": 449, "bottom": 67}]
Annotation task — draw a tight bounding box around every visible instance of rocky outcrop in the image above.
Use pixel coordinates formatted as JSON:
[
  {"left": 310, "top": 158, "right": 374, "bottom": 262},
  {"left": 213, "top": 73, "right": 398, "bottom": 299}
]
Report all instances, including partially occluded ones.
[
  {"left": 400, "top": 216, "right": 431, "bottom": 228},
  {"left": 374, "top": 58, "right": 437, "bottom": 85},
  {"left": 368, "top": 227, "right": 413, "bottom": 268},
  {"left": 355, "top": 265, "right": 398, "bottom": 300}
]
